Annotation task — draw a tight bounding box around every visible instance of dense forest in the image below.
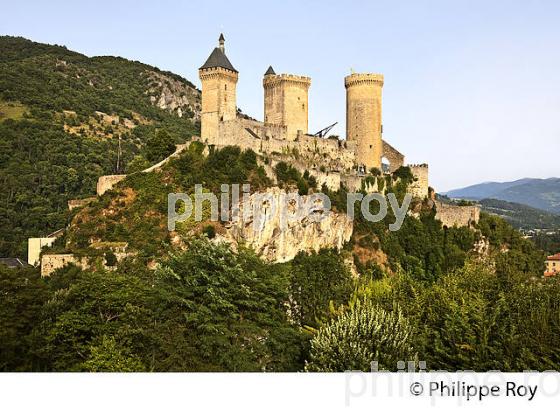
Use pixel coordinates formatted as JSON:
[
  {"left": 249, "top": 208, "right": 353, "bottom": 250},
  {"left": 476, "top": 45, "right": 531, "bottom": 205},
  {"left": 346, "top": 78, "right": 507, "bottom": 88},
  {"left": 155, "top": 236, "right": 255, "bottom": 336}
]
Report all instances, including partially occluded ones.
[{"left": 0, "top": 36, "right": 200, "bottom": 258}]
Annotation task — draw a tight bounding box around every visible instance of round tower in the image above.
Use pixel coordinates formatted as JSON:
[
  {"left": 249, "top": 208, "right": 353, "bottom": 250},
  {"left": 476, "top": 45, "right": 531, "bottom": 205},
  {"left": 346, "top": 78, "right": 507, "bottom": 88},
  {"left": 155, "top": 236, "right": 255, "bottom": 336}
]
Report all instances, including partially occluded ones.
[
  {"left": 263, "top": 70, "right": 311, "bottom": 141},
  {"left": 199, "top": 34, "right": 238, "bottom": 143},
  {"left": 344, "top": 73, "right": 384, "bottom": 170}
]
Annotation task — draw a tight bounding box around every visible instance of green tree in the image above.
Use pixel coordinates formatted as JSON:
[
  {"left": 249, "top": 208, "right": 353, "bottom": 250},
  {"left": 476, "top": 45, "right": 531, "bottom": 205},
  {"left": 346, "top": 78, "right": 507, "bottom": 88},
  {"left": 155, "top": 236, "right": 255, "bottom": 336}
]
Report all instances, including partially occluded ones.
[
  {"left": 145, "top": 129, "right": 175, "bottom": 162},
  {"left": 79, "top": 336, "right": 146, "bottom": 372},
  {"left": 0, "top": 265, "right": 49, "bottom": 371},
  {"left": 155, "top": 239, "right": 305, "bottom": 371},
  {"left": 288, "top": 249, "right": 354, "bottom": 328}
]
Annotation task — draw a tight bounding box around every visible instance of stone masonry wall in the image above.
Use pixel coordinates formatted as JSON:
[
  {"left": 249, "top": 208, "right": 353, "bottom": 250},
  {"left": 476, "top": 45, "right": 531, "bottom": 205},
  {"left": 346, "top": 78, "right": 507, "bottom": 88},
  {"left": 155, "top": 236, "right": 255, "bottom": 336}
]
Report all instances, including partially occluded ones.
[
  {"left": 96, "top": 175, "right": 127, "bottom": 196},
  {"left": 434, "top": 200, "right": 480, "bottom": 228},
  {"left": 382, "top": 140, "right": 405, "bottom": 172},
  {"left": 408, "top": 164, "right": 429, "bottom": 198}
]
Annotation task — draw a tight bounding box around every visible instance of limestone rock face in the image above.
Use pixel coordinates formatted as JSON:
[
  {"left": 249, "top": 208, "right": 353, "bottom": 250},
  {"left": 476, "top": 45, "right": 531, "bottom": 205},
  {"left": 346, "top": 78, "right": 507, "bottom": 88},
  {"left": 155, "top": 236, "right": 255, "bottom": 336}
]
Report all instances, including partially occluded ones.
[
  {"left": 223, "top": 187, "right": 353, "bottom": 263},
  {"left": 145, "top": 71, "right": 201, "bottom": 120}
]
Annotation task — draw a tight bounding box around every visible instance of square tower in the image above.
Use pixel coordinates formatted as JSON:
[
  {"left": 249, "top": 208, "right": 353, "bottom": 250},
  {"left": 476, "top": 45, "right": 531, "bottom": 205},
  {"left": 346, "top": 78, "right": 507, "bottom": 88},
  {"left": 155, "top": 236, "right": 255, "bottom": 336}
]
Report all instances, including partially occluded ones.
[
  {"left": 199, "top": 34, "right": 238, "bottom": 144},
  {"left": 263, "top": 67, "right": 311, "bottom": 141}
]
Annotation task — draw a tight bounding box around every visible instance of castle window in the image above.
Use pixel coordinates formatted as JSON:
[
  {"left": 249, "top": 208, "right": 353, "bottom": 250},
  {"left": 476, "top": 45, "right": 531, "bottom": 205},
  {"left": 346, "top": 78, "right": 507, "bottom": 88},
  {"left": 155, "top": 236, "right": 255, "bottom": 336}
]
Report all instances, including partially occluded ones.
[{"left": 225, "top": 84, "right": 227, "bottom": 90}]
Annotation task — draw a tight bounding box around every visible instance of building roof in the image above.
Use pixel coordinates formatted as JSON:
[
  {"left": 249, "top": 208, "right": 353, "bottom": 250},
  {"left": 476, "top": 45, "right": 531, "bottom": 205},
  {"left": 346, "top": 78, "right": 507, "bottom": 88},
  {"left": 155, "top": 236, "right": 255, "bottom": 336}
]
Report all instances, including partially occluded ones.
[
  {"left": 219, "top": 33, "right": 225, "bottom": 41},
  {"left": 200, "top": 47, "right": 237, "bottom": 73},
  {"left": 547, "top": 253, "right": 560, "bottom": 261},
  {"left": 0, "top": 258, "right": 30, "bottom": 268},
  {"left": 264, "top": 65, "right": 276, "bottom": 76}
]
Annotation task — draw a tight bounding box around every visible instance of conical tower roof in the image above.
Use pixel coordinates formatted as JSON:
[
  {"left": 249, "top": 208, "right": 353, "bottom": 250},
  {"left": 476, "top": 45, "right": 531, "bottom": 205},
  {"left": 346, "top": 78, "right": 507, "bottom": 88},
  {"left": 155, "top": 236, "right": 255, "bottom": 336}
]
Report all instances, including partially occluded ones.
[{"left": 200, "top": 34, "right": 237, "bottom": 72}]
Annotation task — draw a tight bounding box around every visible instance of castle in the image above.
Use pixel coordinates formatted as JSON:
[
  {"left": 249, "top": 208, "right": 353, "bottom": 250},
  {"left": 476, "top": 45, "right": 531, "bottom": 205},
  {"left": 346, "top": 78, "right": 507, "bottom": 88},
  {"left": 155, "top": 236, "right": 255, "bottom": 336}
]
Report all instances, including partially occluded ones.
[
  {"left": 198, "top": 34, "right": 429, "bottom": 197},
  {"left": 34, "top": 34, "right": 482, "bottom": 275}
]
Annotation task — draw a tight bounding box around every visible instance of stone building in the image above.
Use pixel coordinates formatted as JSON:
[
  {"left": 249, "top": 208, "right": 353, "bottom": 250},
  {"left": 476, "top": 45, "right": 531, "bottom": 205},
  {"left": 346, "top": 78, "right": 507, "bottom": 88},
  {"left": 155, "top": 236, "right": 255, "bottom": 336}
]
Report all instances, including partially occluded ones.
[
  {"left": 545, "top": 253, "right": 560, "bottom": 277},
  {"left": 197, "top": 34, "right": 427, "bottom": 197}
]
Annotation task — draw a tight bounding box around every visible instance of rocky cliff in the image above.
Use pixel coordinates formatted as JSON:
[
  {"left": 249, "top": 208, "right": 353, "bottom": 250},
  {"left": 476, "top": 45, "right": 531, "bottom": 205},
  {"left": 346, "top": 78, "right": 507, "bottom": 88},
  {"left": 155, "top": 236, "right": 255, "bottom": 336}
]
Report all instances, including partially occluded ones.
[
  {"left": 146, "top": 71, "right": 201, "bottom": 120},
  {"left": 223, "top": 187, "right": 353, "bottom": 262}
]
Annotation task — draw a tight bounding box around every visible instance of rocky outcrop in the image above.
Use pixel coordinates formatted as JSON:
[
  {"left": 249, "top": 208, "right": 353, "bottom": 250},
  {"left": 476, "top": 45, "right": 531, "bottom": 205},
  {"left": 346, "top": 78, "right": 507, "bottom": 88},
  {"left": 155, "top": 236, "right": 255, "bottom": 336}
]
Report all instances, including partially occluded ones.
[
  {"left": 145, "top": 71, "right": 201, "bottom": 120},
  {"left": 223, "top": 187, "right": 353, "bottom": 263}
]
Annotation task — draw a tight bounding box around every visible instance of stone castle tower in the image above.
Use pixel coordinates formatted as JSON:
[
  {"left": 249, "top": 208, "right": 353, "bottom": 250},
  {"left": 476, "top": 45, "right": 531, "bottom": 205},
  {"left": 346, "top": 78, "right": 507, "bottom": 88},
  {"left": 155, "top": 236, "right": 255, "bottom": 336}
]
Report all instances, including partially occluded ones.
[
  {"left": 344, "top": 73, "right": 384, "bottom": 169},
  {"left": 199, "top": 34, "right": 239, "bottom": 143},
  {"left": 263, "top": 66, "right": 311, "bottom": 141}
]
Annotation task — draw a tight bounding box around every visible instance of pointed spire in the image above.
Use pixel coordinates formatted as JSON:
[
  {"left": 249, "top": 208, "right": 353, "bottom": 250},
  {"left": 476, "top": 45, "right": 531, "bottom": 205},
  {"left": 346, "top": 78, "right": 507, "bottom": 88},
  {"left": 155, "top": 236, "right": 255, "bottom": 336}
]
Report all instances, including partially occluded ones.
[
  {"left": 218, "top": 33, "right": 225, "bottom": 53},
  {"left": 264, "top": 66, "right": 276, "bottom": 76}
]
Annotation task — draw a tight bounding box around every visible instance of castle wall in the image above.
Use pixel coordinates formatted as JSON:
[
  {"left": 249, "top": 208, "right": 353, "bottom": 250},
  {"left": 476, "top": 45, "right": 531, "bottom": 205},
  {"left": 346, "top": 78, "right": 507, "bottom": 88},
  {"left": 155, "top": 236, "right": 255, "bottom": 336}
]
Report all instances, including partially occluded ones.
[
  {"left": 382, "top": 140, "right": 405, "bottom": 172},
  {"left": 95, "top": 143, "right": 193, "bottom": 197},
  {"left": 68, "top": 197, "right": 96, "bottom": 210},
  {"left": 40, "top": 251, "right": 131, "bottom": 277},
  {"left": 435, "top": 200, "right": 480, "bottom": 228},
  {"left": 97, "top": 175, "right": 127, "bottom": 196},
  {"left": 408, "top": 164, "right": 429, "bottom": 198},
  {"left": 28, "top": 237, "right": 57, "bottom": 266},
  {"left": 296, "top": 135, "right": 357, "bottom": 173},
  {"left": 216, "top": 118, "right": 357, "bottom": 177},
  {"left": 345, "top": 73, "right": 384, "bottom": 170},
  {"left": 40, "top": 254, "right": 84, "bottom": 277}
]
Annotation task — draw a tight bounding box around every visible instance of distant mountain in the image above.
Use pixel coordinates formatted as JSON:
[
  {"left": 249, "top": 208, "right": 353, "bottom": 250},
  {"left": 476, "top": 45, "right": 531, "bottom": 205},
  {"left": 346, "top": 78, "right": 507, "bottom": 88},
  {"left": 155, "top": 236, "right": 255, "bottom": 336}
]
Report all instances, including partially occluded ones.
[
  {"left": 444, "top": 178, "right": 560, "bottom": 214},
  {"left": 478, "top": 198, "right": 560, "bottom": 230}
]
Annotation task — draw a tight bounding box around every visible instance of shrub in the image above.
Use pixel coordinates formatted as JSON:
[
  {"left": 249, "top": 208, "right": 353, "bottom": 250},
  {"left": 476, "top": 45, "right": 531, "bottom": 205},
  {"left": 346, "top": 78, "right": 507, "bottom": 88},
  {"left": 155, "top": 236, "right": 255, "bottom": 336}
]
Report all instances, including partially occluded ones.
[
  {"left": 202, "top": 224, "right": 216, "bottom": 239},
  {"left": 104, "top": 251, "right": 117, "bottom": 266},
  {"left": 306, "top": 301, "right": 414, "bottom": 371}
]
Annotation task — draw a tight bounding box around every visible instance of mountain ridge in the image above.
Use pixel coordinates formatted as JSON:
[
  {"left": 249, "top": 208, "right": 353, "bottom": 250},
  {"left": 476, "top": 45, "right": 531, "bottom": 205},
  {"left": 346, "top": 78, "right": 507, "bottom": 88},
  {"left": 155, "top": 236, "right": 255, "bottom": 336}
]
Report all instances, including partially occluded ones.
[{"left": 444, "top": 177, "right": 560, "bottom": 214}]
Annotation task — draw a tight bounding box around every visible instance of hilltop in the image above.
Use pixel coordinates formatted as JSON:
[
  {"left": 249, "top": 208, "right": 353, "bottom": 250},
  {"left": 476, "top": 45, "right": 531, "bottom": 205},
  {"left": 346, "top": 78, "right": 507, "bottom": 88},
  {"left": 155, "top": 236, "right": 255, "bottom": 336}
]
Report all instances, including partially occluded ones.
[{"left": 0, "top": 36, "right": 201, "bottom": 258}]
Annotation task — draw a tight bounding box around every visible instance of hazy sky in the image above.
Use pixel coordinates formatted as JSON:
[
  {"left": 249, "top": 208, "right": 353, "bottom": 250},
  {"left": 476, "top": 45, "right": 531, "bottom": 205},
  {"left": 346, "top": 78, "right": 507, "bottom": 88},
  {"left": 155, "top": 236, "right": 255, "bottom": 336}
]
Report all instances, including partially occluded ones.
[{"left": 3, "top": 0, "right": 559, "bottom": 191}]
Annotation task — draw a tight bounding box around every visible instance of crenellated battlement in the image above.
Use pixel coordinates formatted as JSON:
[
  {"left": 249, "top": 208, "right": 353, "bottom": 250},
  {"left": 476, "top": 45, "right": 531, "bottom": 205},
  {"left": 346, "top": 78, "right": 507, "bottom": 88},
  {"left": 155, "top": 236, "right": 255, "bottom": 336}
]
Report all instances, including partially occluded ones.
[
  {"left": 409, "top": 163, "right": 429, "bottom": 168},
  {"left": 344, "top": 73, "right": 384, "bottom": 88},
  {"left": 199, "top": 66, "right": 239, "bottom": 80},
  {"left": 263, "top": 74, "right": 311, "bottom": 86}
]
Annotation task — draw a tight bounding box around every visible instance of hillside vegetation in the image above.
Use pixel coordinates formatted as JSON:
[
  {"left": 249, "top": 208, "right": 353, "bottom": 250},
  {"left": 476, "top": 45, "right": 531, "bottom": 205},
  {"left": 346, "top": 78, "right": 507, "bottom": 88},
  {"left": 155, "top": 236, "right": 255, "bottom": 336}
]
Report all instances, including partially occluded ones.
[
  {"left": 0, "top": 36, "right": 200, "bottom": 258},
  {"left": 1, "top": 139, "right": 550, "bottom": 372},
  {"left": 479, "top": 198, "right": 560, "bottom": 229}
]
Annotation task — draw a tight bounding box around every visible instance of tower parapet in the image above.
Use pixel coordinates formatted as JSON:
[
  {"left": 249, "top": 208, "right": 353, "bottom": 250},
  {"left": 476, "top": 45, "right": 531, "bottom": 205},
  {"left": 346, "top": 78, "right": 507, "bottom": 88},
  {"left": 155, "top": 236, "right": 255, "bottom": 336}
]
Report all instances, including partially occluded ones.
[
  {"left": 263, "top": 71, "right": 311, "bottom": 141},
  {"left": 345, "top": 73, "right": 384, "bottom": 170}
]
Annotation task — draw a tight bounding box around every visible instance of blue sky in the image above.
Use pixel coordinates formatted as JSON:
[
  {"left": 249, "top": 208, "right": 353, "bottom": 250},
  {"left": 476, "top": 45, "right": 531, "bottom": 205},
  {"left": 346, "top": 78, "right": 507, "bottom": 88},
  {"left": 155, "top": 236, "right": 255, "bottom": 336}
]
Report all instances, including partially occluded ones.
[{"left": 2, "top": 0, "right": 559, "bottom": 191}]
